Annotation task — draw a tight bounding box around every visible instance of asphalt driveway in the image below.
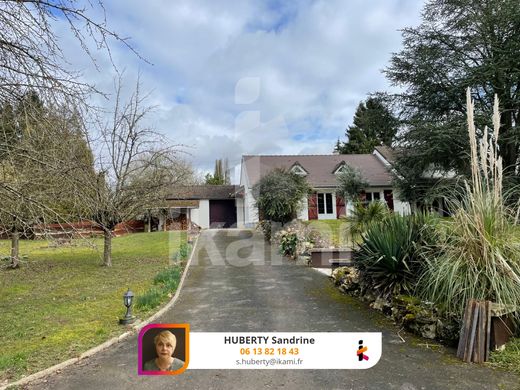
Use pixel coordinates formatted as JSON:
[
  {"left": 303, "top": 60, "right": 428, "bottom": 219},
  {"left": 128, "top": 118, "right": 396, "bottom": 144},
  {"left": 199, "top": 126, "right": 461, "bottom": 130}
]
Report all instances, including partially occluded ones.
[{"left": 26, "top": 229, "right": 519, "bottom": 390}]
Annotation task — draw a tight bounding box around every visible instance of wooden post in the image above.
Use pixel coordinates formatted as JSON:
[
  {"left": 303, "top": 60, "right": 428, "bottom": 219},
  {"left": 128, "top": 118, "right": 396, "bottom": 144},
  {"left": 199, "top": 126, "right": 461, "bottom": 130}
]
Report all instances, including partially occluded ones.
[
  {"left": 457, "top": 299, "right": 474, "bottom": 359},
  {"left": 457, "top": 300, "right": 493, "bottom": 363},
  {"left": 485, "top": 301, "right": 491, "bottom": 361},
  {"left": 466, "top": 301, "right": 479, "bottom": 362}
]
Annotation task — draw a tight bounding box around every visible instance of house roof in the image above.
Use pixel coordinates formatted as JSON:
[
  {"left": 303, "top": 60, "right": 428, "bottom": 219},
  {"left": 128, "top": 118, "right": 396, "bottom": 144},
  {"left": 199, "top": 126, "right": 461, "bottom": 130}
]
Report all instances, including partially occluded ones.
[
  {"left": 242, "top": 154, "right": 392, "bottom": 188},
  {"left": 166, "top": 185, "right": 243, "bottom": 200},
  {"left": 374, "top": 146, "right": 396, "bottom": 164}
]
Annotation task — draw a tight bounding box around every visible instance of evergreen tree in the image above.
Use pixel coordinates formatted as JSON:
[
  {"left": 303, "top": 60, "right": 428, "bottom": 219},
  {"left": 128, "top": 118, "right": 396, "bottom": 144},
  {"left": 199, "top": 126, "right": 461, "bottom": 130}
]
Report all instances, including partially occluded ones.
[
  {"left": 336, "top": 97, "right": 398, "bottom": 154},
  {"left": 385, "top": 0, "right": 520, "bottom": 179},
  {"left": 205, "top": 158, "right": 230, "bottom": 185}
]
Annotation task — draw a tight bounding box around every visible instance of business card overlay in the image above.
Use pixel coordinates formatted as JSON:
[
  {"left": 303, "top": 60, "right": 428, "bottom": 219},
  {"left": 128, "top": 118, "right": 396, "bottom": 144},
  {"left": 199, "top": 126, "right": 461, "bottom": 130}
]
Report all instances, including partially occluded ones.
[{"left": 188, "top": 332, "right": 381, "bottom": 369}]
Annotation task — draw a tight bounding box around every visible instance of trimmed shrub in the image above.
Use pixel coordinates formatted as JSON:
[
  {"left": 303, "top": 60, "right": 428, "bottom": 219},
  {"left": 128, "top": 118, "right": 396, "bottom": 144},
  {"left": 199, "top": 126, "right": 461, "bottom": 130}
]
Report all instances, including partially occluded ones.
[{"left": 253, "top": 168, "right": 311, "bottom": 224}]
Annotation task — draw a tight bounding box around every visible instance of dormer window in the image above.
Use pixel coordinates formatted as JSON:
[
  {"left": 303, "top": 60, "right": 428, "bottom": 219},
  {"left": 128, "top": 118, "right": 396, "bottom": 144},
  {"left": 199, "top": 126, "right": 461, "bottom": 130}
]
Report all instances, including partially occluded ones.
[
  {"left": 334, "top": 165, "right": 348, "bottom": 175},
  {"left": 333, "top": 161, "right": 350, "bottom": 175},
  {"left": 290, "top": 162, "right": 308, "bottom": 176}
]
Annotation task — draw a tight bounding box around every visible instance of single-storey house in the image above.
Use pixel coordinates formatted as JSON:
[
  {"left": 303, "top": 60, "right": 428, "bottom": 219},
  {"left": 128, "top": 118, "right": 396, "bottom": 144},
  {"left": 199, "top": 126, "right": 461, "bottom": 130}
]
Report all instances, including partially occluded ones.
[
  {"left": 160, "top": 185, "right": 244, "bottom": 229},
  {"left": 239, "top": 148, "right": 410, "bottom": 227},
  {"left": 154, "top": 148, "right": 409, "bottom": 230}
]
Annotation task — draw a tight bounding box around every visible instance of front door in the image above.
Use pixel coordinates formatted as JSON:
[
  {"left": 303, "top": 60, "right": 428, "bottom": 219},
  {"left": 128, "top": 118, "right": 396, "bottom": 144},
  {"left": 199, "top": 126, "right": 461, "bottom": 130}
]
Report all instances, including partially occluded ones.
[{"left": 317, "top": 192, "right": 336, "bottom": 220}]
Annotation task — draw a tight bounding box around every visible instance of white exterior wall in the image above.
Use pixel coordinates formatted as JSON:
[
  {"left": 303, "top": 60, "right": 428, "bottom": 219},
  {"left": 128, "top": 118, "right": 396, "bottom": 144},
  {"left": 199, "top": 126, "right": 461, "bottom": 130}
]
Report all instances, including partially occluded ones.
[
  {"left": 236, "top": 198, "right": 245, "bottom": 228},
  {"left": 243, "top": 187, "right": 258, "bottom": 227},
  {"left": 191, "top": 199, "right": 210, "bottom": 229},
  {"left": 240, "top": 157, "right": 259, "bottom": 227},
  {"left": 297, "top": 196, "right": 309, "bottom": 221},
  {"left": 342, "top": 187, "right": 412, "bottom": 217},
  {"left": 392, "top": 189, "right": 411, "bottom": 215}
]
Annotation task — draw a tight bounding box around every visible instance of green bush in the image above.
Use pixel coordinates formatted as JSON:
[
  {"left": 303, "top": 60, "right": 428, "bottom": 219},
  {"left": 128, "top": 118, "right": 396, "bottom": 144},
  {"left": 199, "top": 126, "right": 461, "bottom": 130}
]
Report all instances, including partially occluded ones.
[
  {"left": 419, "top": 92, "right": 520, "bottom": 321},
  {"left": 348, "top": 201, "right": 390, "bottom": 240},
  {"left": 153, "top": 266, "right": 181, "bottom": 291},
  {"left": 252, "top": 168, "right": 311, "bottom": 224},
  {"left": 273, "top": 221, "right": 327, "bottom": 259},
  {"left": 137, "top": 265, "right": 183, "bottom": 310},
  {"left": 256, "top": 220, "right": 273, "bottom": 242},
  {"left": 419, "top": 190, "right": 520, "bottom": 319},
  {"left": 279, "top": 231, "right": 299, "bottom": 259},
  {"left": 354, "top": 213, "right": 437, "bottom": 297},
  {"left": 336, "top": 164, "right": 369, "bottom": 201},
  {"left": 135, "top": 287, "right": 163, "bottom": 310},
  {"left": 179, "top": 242, "right": 191, "bottom": 260}
]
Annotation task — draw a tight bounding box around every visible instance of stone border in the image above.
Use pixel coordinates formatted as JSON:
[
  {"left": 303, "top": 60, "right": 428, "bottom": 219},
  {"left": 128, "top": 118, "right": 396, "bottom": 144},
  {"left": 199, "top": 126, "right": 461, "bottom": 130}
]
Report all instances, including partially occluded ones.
[{"left": 1, "top": 233, "right": 200, "bottom": 390}]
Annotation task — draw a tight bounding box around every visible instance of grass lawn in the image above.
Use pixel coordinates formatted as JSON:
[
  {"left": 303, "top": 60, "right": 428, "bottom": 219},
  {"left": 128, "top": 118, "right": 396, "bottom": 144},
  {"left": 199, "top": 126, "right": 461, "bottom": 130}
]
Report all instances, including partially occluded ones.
[
  {"left": 0, "top": 231, "right": 187, "bottom": 382},
  {"left": 303, "top": 219, "right": 353, "bottom": 247},
  {"left": 489, "top": 337, "right": 520, "bottom": 375}
]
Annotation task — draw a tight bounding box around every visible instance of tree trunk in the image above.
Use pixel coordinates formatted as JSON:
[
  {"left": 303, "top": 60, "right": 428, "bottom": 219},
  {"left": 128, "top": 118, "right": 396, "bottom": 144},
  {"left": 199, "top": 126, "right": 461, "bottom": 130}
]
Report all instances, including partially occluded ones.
[
  {"left": 10, "top": 230, "right": 20, "bottom": 269},
  {"left": 103, "top": 229, "right": 112, "bottom": 267}
]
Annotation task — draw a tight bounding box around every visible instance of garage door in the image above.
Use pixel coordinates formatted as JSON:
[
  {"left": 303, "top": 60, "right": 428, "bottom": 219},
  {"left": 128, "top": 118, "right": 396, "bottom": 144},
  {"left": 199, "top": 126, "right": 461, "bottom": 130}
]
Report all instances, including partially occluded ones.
[{"left": 209, "top": 200, "right": 237, "bottom": 228}]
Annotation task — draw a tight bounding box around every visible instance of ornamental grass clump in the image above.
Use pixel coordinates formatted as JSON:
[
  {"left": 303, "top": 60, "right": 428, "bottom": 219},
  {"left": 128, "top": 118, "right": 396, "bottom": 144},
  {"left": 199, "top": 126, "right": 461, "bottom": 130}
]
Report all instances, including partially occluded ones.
[{"left": 420, "top": 89, "right": 520, "bottom": 320}]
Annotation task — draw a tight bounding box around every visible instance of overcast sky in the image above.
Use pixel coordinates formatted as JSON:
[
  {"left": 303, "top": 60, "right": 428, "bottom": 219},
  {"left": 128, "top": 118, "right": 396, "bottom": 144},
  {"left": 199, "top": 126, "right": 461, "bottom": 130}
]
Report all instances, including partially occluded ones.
[{"left": 56, "top": 0, "right": 424, "bottom": 182}]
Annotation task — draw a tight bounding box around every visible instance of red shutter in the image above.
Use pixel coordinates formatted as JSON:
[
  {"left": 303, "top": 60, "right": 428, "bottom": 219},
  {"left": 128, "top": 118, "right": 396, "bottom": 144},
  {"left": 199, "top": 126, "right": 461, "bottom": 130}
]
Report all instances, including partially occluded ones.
[
  {"left": 308, "top": 192, "right": 318, "bottom": 220},
  {"left": 336, "top": 195, "right": 346, "bottom": 218},
  {"left": 384, "top": 190, "right": 394, "bottom": 211}
]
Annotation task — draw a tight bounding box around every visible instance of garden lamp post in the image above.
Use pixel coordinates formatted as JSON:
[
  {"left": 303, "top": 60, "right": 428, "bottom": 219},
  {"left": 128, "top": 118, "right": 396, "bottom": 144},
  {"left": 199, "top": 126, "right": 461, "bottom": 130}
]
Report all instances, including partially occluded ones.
[{"left": 119, "top": 288, "right": 135, "bottom": 325}]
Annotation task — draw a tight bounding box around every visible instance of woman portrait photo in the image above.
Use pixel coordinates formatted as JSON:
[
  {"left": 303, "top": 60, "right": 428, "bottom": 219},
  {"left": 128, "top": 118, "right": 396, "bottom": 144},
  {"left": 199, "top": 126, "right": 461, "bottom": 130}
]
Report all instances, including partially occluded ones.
[{"left": 143, "top": 330, "right": 185, "bottom": 371}]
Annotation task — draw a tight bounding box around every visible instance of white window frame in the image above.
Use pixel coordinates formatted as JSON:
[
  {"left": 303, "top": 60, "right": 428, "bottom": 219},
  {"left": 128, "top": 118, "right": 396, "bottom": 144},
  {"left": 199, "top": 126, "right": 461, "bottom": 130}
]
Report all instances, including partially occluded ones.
[
  {"left": 290, "top": 164, "right": 307, "bottom": 176},
  {"left": 317, "top": 191, "right": 336, "bottom": 220}
]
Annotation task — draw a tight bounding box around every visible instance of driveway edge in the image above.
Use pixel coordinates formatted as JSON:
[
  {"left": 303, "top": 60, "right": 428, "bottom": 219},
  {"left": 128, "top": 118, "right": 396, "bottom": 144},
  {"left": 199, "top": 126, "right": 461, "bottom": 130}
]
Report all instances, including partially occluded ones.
[{"left": 1, "top": 233, "right": 200, "bottom": 390}]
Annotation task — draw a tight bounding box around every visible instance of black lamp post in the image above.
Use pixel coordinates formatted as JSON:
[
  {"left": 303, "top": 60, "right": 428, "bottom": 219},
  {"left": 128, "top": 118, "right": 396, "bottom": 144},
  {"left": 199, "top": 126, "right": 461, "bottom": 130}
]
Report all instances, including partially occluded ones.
[{"left": 119, "top": 288, "right": 135, "bottom": 325}]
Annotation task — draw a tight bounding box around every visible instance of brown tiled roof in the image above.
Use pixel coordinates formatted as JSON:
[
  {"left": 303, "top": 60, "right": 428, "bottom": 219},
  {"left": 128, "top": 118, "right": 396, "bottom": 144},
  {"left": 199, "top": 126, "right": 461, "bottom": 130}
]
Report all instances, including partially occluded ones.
[
  {"left": 166, "top": 185, "right": 243, "bottom": 200},
  {"left": 242, "top": 154, "right": 392, "bottom": 188},
  {"left": 374, "top": 146, "right": 396, "bottom": 164}
]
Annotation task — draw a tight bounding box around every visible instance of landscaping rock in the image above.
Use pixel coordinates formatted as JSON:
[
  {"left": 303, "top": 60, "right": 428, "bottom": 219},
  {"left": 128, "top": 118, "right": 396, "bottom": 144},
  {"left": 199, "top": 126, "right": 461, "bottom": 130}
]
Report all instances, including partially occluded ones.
[
  {"left": 331, "top": 266, "right": 360, "bottom": 294},
  {"left": 331, "top": 284, "right": 461, "bottom": 345},
  {"left": 370, "top": 297, "right": 391, "bottom": 312},
  {"left": 408, "top": 322, "right": 437, "bottom": 340},
  {"left": 359, "top": 291, "right": 377, "bottom": 304}
]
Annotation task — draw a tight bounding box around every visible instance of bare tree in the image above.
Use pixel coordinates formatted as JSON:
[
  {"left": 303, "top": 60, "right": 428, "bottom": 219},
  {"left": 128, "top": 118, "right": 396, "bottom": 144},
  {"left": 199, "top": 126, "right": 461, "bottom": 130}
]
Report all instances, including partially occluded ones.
[
  {"left": 84, "top": 75, "right": 192, "bottom": 267},
  {"left": 0, "top": 1, "right": 144, "bottom": 268},
  {"left": 0, "top": 94, "right": 94, "bottom": 268},
  {"left": 0, "top": 0, "right": 141, "bottom": 105}
]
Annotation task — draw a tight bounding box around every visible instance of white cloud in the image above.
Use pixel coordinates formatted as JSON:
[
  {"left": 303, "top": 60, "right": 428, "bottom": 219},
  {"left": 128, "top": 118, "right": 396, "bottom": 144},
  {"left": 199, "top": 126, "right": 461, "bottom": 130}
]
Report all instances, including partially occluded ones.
[{"left": 52, "top": 0, "right": 424, "bottom": 181}]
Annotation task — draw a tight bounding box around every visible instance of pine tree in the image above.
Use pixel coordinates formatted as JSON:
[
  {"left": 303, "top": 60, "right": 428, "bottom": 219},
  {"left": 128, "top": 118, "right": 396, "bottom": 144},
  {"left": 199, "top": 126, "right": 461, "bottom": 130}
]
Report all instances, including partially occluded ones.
[{"left": 336, "top": 97, "right": 398, "bottom": 154}]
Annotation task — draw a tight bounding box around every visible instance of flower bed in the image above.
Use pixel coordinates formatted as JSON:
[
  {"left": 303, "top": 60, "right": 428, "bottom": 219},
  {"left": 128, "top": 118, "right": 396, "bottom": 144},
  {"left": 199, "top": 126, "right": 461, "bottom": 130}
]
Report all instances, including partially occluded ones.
[{"left": 271, "top": 220, "right": 329, "bottom": 261}]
